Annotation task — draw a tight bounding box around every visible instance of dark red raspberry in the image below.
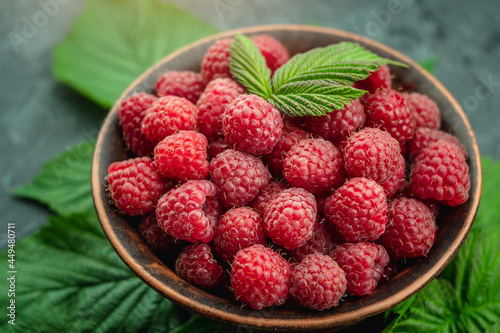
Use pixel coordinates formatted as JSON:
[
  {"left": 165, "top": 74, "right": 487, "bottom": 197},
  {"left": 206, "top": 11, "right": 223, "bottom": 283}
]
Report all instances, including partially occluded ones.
[
  {"left": 392, "top": 181, "right": 441, "bottom": 217},
  {"left": 231, "top": 244, "right": 291, "bottom": 310},
  {"left": 222, "top": 94, "right": 283, "bottom": 156},
  {"left": 207, "top": 139, "right": 231, "bottom": 160},
  {"left": 380, "top": 154, "right": 406, "bottom": 197},
  {"left": 289, "top": 253, "right": 347, "bottom": 310},
  {"left": 342, "top": 127, "right": 401, "bottom": 184},
  {"left": 331, "top": 242, "right": 390, "bottom": 296},
  {"left": 283, "top": 138, "right": 345, "bottom": 196},
  {"left": 154, "top": 130, "right": 209, "bottom": 182},
  {"left": 263, "top": 188, "right": 317, "bottom": 250},
  {"left": 203, "top": 193, "right": 225, "bottom": 226},
  {"left": 251, "top": 181, "right": 288, "bottom": 214},
  {"left": 379, "top": 261, "right": 398, "bottom": 284},
  {"left": 156, "top": 180, "right": 218, "bottom": 242},
  {"left": 325, "top": 177, "right": 387, "bottom": 242},
  {"left": 141, "top": 96, "right": 197, "bottom": 144},
  {"left": 251, "top": 34, "right": 290, "bottom": 73},
  {"left": 289, "top": 217, "right": 334, "bottom": 262},
  {"left": 107, "top": 157, "right": 165, "bottom": 216},
  {"left": 408, "top": 127, "right": 468, "bottom": 160},
  {"left": 201, "top": 38, "right": 233, "bottom": 83},
  {"left": 175, "top": 242, "right": 226, "bottom": 290},
  {"left": 404, "top": 92, "right": 441, "bottom": 130},
  {"left": 378, "top": 198, "right": 437, "bottom": 259},
  {"left": 410, "top": 140, "right": 470, "bottom": 206},
  {"left": 138, "top": 212, "right": 173, "bottom": 251},
  {"left": 364, "top": 88, "right": 416, "bottom": 146},
  {"left": 214, "top": 207, "right": 266, "bottom": 262},
  {"left": 196, "top": 78, "right": 244, "bottom": 141},
  {"left": 118, "top": 93, "right": 157, "bottom": 157},
  {"left": 354, "top": 65, "right": 392, "bottom": 94},
  {"left": 155, "top": 71, "right": 205, "bottom": 104},
  {"left": 209, "top": 149, "right": 271, "bottom": 207}
]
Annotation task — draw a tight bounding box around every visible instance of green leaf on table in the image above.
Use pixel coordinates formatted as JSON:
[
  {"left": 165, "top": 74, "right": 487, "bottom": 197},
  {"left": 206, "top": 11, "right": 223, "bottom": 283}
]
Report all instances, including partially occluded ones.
[
  {"left": 53, "top": 0, "right": 220, "bottom": 109},
  {"left": 471, "top": 157, "right": 500, "bottom": 230},
  {"left": 12, "top": 141, "right": 95, "bottom": 215}
]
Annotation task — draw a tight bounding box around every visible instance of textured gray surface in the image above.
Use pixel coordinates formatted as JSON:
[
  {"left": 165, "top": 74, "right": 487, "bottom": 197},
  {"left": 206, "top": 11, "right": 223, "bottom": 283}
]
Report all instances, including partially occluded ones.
[{"left": 0, "top": 0, "right": 499, "bottom": 247}]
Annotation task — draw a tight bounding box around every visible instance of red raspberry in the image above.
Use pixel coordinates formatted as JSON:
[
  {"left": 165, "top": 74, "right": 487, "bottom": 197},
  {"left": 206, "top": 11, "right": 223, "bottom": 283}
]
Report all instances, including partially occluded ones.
[
  {"left": 283, "top": 138, "right": 345, "bottom": 196},
  {"left": 408, "top": 127, "right": 468, "bottom": 160},
  {"left": 231, "top": 244, "right": 291, "bottom": 310},
  {"left": 392, "top": 181, "right": 441, "bottom": 217},
  {"left": 141, "top": 96, "right": 197, "bottom": 144},
  {"left": 154, "top": 130, "right": 209, "bottom": 182},
  {"left": 343, "top": 127, "right": 401, "bottom": 184},
  {"left": 325, "top": 177, "right": 387, "bottom": 242},
  {"left": 201, "top": 38, "right": 233, "bottom": 83},
  {"left": 404, "top": 92, "right": 441, "bottom": 130},
  {"left": 203, "top": 193, "right": 225, "bottom": 225},
  {"left": 251, "top": 34, "right": 290, "bottom": 73},
  {"left": 214, "top": 207, "right": 266, "bottom": 262},
  {"left": 354, "top": 65, "right": 392, "bottom": 94},
  {"left": 380, "top": 154, "right": 406, "bottom": 197},
  {"left": 289, "top": 217, "right": 335, "bottom": 262},
  {"left": 251, "top": 181, "right": 288, "bottom": 214},
  {"left": 107, "top": 157, "right": 165, "bottom": 216},
  {"left": 207, "top": 139, "right": 231, "bottom": 160},
  {"left": 364, "top": 88, "right": 416, "bottom": 146},
  {"left": 379, "top": 261, "right": 398, "bottom": 284},
  {"left": 209, "top": 149, "right": 271, "bottom": 207},
  {"left": 118, "top": 93, "right": 157, "bottom": 157},
  {"left": 263, "top": 188, "right": 317, "bottom": 250},
  {"left": 175, "top": 242, "right": 226, "bottom": 290},
  {"left": 138, "top": 212, "right": 173, "bottom": 251},
  {"left": 410, "top": 140, "right": 470, "bottom": 206},
  {"left": 155, "top": 71, "right": 205, "bottom": 104},
  {"left": 331, "top": 242, "right": 390, "bottom": 296},
  {"left": 222, "top": 94, "right": 283, "bottom": 156},
  {"left": 196, "top": 78, "right": 244, "bottom": 141},
  {"left": 378, "top": 198, "right": 437, "bottom": 259},
  {"left": 289, "top": 253, "right": 347, "bottom": 310},
  {"left": 156, "top": 180, "right": 218, "bottom": 242}
]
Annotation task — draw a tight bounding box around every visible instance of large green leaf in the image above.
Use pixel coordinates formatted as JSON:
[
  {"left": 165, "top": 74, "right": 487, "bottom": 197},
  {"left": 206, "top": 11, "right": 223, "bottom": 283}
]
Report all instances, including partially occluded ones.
[{"left": 471, "top": 157, "right": 500, "bottom": 230}]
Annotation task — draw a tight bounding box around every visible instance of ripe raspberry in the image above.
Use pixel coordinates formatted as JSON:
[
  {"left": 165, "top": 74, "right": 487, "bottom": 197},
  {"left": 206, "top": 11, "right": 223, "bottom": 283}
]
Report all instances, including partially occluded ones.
[
  {"left": 207, "top": 139, "right": 231, "bottom": 160},
  {"left": 379, "top": 261, "right": 398, "bottom": 285},
  {"left": 364, "top": 88, "right": 416, "bottom": 146},
  {"left": 156, "top": 180, "right": 218, "bottom": 242},
  {"left": 354, "top": 65, "right": 392, "bottom": 94},
  {"left": 141, "top": 96, "right": 197, "bottom": 144},
  {"left": 209, "top": 149, "right": 271, "bottom": 207},
  {"left": 196, "top": 78, "right": 245, "bottom": 141},
  {"left": 154, "top": 130, "right": 209, "bottom": 182},
  {"left": 283, "top": 138, "right": 345, "bottom": 196},
  {"left": 118, "top": 93, "right": 157, "bottom": 157},
  {"left": 392, "top": 181, "right": 441, "bottom": 217},
  {"left": 251, "top": 181, "right": 288, "bottom": 214},
  {"left": 203, "top": 193, "right": 225, "bottom": 225},
  {"left": 378, "top": 198, "right": 437, "bottom": 259},
  {"left": 263, "top": 188, "right": 317, "bottom": 250},
  {"left": 380, "top": 154, "right": 406, "bottom": 197},
  {"left": 405, "top": 92, "right": 441, "bottom": 130},
  {"left": 325, "top": 177, "right": 387, "bottom": 242},
  {"left": 343, "top": 127, "right": 401, "bottom": 184},
  {"left": 331, "top": 242, "right": 390, "bottom": 296},
  {"left": 408, "top": 127, "right": 468, "bottom": 160},
  {"left": 155, "top": 71, "right": 205, "bottom": 104},
  {"left": 175, "top": 242, "right": 226, "bottom": 290},
  {"left": 201, "top": 38, "right": 232, "bottom": 83},
  {"left": 289, "top": 253, "right": 347, "bottom": 310},
  {"left": 107, "top": 157, "right": 165, "bottom": 216},
  {"left": 289, "top": 217, "right": 334, "bottom": 262},
  {"left": 222, "top": 94, "right": 283, "bottom": 156},
  {"left": 231, "top": 244, "right": 291, "bottom": 310},
  {"left": 214, "top": 207, "right": 266, "bottom": 262},
  {"left": 251, "top": 34, "right": 290, "bottom": 73},
  {"left": 138, "top": 212, "right": 173, "bottom": 251}
]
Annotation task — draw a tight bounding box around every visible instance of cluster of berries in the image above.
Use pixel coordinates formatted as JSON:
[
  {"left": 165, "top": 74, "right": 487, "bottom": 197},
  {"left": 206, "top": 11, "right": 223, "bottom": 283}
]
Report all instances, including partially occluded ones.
[{"left": 106, "top": 34, "right": 470, "bottom": 311}]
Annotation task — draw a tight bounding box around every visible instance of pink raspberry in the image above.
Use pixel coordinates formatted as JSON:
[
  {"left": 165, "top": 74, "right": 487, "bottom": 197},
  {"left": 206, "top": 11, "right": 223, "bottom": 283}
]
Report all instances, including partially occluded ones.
[
  {"left": 196, "top": 78, "right": 244, "bottom": 141},
  {"left": 283, "top": 138, "right": 345, "bottom": 196},
  {"left": 251, "top": 34, "right": 290, "bottom": 73},
  {"left": 118, "top": 93, "right": 157, "bottom": 157},
  {"left": 289, "top": 253, "right": 347, "bottom": 310},
  {"left": 410, "top": 140, "right": 470, "bottom": 206},
  {"left": 380, "top": 154, "right": 406, "bottom": 197},
  {"left": 378, "top": 197, "right": 437, "bottom": 259},
  {"left": 156, "top": 180, "right": 218, "bottom": 242},
  {"left": 201, "top": 38, "right": 233, "bottom": 83},
  {"left": 222, "top": 94, "right": 283, "bottom": 156},
  {"left": 289, "top": 217, "right": 335, "bottom": 262},
  {"left": 263, "top": 188, "right": 317, "bottom": 250},
  {"left": 209, "top": 149, "right": 270, "bottom": 207},
  {"left": 231, "top": 244, "right": 291, "bottom": 310},
  {"left": 331, "top": 242, "right": 390, "bottom": 296},
  {"left": 207, "top": 139, "right": 231, "bottom": 160},
  {"left": 251, "top": 181, "right": 288, "bottom": 214},
  {"left": 408, "top": 127, "right": 468, "bottom": 160},
  {"left": 155, "top": 71, "right": 205, "bottom": 104},
  {"left": 138, "top": 212, "right": 173, "bottom": 251},
  {"left": 214, "top": 207, "right": 266, "bottom": 262},
  {"left": 175, "top": 242, "right": 226, "bottom": 290},
  {"left": 404, "top": 92, "right": 441, "bottom": 130},
  {"left": 325, "top": 177, "right": 387, "bottom": 242},
  {"left": 107, "top": 157, "right": 165, "bottom": 216},
  {"left": 354, "top": 65, "right": 392, "bottom": 94}
]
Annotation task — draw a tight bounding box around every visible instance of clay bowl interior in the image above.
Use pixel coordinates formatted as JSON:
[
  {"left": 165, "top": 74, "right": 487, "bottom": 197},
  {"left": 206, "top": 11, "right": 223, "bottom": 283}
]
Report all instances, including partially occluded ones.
[{"left": 91, "top": 25, "right": 481, "bottom": 332}]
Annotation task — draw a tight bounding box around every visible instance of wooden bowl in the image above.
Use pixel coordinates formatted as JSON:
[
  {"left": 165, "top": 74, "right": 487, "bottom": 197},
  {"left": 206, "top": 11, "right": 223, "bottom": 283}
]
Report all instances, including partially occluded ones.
[{"left": 91, "top": 24, "right": 481, "bottom": 332}]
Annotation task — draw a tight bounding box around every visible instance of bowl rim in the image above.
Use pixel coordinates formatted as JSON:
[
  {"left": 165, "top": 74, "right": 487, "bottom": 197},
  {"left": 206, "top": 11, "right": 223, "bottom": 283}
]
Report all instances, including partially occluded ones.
[{"left": 91, "top": 24, "right": 482, "bottom": 331}]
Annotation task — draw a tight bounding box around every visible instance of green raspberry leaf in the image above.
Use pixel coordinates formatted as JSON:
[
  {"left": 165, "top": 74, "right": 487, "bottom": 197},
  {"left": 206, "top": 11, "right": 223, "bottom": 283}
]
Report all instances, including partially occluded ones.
[
  {"left": 469, "top": 157, "right": 500, "bottom": 231},
  {"left": 418, "top": 56, "right": 439, "bottom": 74}
]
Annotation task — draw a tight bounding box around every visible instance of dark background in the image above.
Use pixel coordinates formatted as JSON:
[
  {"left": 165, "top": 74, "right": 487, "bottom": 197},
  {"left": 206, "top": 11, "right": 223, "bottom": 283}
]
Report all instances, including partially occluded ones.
[{"left": 1, "top": 0, "right": 499, "bottom": 246}]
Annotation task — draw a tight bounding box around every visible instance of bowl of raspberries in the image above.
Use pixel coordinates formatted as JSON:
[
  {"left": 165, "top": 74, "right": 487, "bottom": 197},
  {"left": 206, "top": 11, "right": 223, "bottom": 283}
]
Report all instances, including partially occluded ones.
[{"left": 91, "top": 24, "right": 481, "bottom": 331}]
